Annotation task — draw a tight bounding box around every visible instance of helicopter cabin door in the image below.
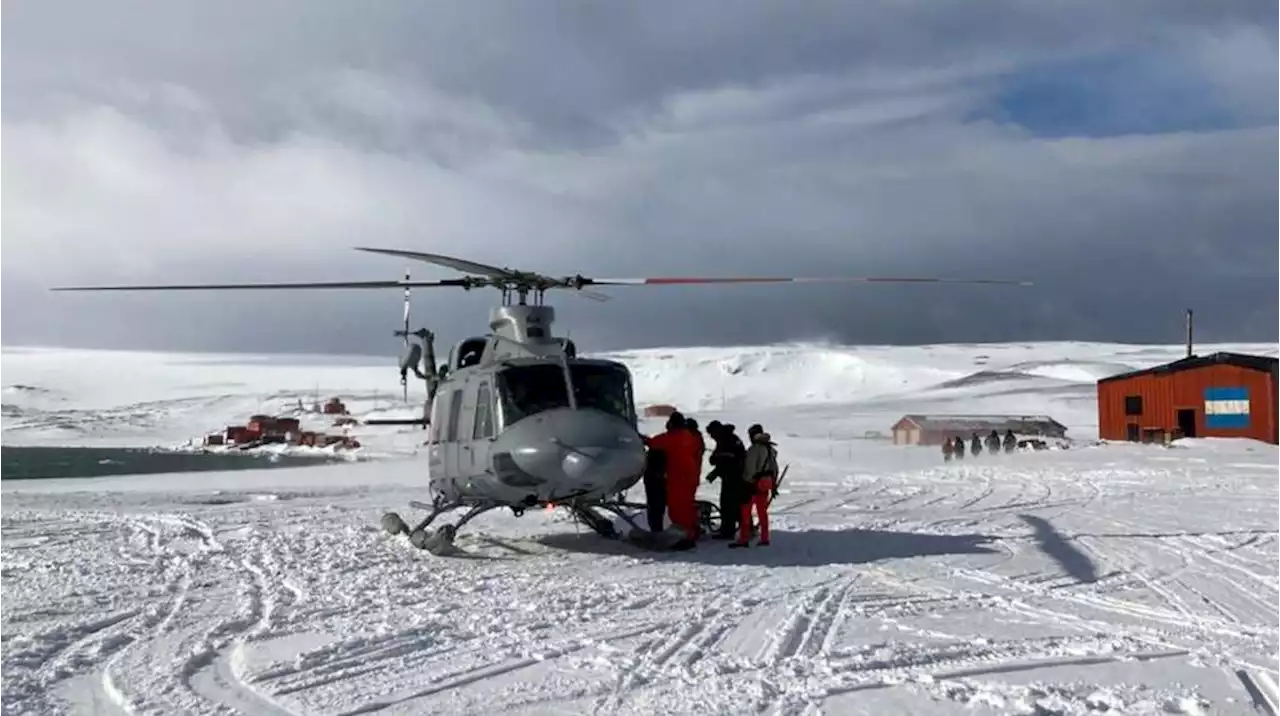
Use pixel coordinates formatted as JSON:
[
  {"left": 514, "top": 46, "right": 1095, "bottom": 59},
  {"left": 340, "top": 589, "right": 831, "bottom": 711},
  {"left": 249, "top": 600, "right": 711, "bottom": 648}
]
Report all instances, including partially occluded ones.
[
  {"left": 442, "top": 388, "right": 466, "bottom": 480},
  {"left": 467, "top": 379, "right": 496, "bottom": 476},
  {"left": 450, "top": 380, "right": 478, "bottom": 478}
]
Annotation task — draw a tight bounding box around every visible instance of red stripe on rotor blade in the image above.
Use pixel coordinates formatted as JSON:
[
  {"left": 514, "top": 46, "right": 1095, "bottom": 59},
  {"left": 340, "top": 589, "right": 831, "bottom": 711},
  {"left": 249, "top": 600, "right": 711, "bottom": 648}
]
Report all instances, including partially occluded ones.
[{"left": 586, "top": 276, "right": 1031, "bottom": 287}]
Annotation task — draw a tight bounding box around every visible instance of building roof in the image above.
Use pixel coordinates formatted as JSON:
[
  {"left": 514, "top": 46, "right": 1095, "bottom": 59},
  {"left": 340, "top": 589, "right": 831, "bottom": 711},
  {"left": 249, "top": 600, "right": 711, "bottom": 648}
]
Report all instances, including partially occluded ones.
[
  {"left": 894, "top": 414, "right": 1068, "bottom": 435},
  {"left": 1097, "top": 351, "right": 1278, "bottom": 384}
]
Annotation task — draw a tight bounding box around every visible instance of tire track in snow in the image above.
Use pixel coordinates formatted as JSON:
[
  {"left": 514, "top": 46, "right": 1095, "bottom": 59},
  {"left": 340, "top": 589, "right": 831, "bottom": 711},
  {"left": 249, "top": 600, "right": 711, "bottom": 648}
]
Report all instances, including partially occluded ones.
[
  {"left": 589, "top": 577, "right": 785, "bottom": 714},
  {"left": 5, "top": 512, "right": 206, "bottom": 715},
  {"left": 1072, "top": 523, "right": 1203, "bottom": 621},
  {"left": 950, "top": 565, "right": 1272, "bottom": 668},
  {"left": 956, "top": 473, "right": 996, "bottom": 510},
  {"left": 764, "top": 577, "right": 858, "bottom": 665},
  {"left": 1074, "top": 512, "right": 1276, "bottom": 637},
  {"left": 95, "top": 522, "right": 200, "bottom": 714},
  {"left": 70, "top": 512, "right": 299, "bottom": 716},
  {"left": 184, "top": 520, "right": 305, "bottom": 716},
  {"left": 331, "top": 621, "right": 669, "bottom": 716},
  {"left": 12, "top": 608, "right": 145, "bottom": 704},
  {"left": 1177, "top": 535, "right": 1280, "bottom": 625},
  {"left": 761, "top": 577, "right": 861, "bottom": 716}
]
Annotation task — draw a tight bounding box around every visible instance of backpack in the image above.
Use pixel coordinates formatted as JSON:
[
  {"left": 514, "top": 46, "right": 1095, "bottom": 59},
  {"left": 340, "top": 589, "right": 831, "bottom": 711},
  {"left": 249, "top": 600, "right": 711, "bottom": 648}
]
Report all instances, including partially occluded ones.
[{"left": 754, "top": 442, "right": 779, "bottom": 480}]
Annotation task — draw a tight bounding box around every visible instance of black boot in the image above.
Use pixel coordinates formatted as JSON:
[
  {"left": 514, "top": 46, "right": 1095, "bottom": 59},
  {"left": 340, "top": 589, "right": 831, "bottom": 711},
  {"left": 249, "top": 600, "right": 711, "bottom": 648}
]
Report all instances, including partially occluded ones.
[{"left": 671, "top": 537, "right": 697, "bottom": 551}]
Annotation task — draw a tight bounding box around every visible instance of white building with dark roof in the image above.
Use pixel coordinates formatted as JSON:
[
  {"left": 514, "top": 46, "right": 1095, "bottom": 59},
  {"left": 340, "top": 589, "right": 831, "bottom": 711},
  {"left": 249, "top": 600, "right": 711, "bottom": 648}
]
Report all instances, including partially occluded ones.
[{"left": 891, "top": 414, "right": 1068, "bottom": 446}]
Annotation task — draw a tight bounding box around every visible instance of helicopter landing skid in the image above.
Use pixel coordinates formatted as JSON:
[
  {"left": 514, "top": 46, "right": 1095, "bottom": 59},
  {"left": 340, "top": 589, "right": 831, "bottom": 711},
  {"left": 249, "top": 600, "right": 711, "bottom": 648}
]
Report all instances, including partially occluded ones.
[
  {"left": 566, "top": 504, "right": 622, "bottom": 540},
  {"left": 381, "top": 500, "right": 503, "bottom": 556},
  {"left": 598, "top": 499, "right": 722, "bottom": 537}
]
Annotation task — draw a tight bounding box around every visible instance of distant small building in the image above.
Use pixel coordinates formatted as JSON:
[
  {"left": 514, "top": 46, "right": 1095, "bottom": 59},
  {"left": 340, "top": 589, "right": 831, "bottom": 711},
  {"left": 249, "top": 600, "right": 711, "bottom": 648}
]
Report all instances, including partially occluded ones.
[
  {"left": 643, "top": 404, "right": 679, "bottom": 418},
  {"left": 323, "top": 397, "right": 348, "bottom": 415},
  {"left": 1096, "top": 351, "right": 1278, "bottom": 445},
  {"left": 891, "top": 414, "right": 1068, "bottom": 446}
]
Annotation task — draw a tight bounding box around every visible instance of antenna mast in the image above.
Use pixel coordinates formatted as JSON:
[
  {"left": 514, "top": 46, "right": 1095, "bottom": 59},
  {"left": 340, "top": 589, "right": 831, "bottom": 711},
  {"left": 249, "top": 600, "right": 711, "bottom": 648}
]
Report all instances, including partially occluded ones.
[
  {"left": 401, "top": 269, "right": 411, "bottom": 402},
  {"left": 1185, "top": 308, "right": 1194, "bottom": 358}
]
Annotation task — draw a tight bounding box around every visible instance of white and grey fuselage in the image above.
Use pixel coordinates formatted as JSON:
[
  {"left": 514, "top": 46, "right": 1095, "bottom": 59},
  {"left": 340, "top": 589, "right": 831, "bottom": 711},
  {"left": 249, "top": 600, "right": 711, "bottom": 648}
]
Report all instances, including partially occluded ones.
[{"left": 425, "top": 304, "right": 647, "bottom": 508}]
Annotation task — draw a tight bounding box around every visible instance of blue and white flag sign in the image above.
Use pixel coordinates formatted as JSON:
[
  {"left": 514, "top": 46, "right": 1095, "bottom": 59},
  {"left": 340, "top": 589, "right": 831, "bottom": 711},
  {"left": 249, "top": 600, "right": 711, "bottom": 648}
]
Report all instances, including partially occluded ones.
[{"left": 1204, "top": 387, "right": 1250, "bottom": 429}]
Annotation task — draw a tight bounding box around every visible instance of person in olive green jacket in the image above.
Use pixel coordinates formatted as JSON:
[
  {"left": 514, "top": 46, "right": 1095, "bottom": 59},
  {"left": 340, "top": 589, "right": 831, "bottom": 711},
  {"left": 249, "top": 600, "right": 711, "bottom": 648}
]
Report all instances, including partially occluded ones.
[{"left": 731, "top": 424, "right": 779, "bottom": 548}]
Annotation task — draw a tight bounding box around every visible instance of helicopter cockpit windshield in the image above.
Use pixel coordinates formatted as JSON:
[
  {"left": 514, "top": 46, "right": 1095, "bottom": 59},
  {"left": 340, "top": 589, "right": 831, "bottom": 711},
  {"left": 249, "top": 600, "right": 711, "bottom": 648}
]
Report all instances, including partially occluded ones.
[{"left": 496, "top": 362, "right": 635, "bottom": 426}]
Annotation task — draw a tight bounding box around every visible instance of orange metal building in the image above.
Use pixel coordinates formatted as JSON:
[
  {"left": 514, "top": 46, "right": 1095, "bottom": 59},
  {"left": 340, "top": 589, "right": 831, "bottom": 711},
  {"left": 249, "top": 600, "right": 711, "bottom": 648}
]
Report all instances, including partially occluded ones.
[{"left": 1096, "top": 352, "right": 1278, "bottom": 444}]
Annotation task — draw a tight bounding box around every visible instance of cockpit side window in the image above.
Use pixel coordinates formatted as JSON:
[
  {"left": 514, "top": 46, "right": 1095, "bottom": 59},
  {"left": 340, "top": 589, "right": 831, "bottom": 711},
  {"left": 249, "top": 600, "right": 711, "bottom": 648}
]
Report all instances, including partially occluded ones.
[
  {"left": 496, "top": 363, "right": 635, "bottom": 425},
  {"left": 457, "top": 338, "right": 486, "bottom": 369}
]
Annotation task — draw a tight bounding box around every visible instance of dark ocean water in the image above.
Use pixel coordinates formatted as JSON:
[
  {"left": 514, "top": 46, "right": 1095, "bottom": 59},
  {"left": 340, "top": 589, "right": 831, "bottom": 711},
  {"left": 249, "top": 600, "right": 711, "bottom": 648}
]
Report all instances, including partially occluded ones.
[{"left": 1, "top": 445, "right": 339, "bottom": 480}]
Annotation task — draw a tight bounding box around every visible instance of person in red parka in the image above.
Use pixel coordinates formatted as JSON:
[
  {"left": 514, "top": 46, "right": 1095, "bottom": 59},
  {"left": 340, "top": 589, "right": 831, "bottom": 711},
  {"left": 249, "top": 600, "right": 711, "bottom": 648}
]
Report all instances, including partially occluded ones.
[{"left": 643, "top": 412, "right": 702, "bottom": 548}]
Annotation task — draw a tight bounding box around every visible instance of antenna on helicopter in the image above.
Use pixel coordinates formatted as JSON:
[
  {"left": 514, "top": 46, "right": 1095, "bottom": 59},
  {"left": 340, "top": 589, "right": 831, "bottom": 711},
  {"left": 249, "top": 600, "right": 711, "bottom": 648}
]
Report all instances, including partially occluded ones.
[
  {"left": 400, "top": 268, "right": 410, "bottom": 402},
  {"left": 390, "top": 269, "right": 440, "bottom": 427}
]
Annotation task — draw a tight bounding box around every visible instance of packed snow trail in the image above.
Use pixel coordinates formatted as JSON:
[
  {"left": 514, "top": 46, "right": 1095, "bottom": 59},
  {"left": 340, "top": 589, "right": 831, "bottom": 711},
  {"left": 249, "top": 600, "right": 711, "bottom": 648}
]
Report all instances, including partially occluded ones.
[{"left": 4, "top": 434, "right": 1276, "bottom": 715}]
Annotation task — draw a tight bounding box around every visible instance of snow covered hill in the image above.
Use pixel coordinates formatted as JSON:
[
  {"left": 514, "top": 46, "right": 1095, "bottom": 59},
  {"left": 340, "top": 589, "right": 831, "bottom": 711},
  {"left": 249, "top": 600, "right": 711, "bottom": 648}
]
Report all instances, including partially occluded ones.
[{"left": 2, "top": 340, "right": 1278, "bottom": 715}]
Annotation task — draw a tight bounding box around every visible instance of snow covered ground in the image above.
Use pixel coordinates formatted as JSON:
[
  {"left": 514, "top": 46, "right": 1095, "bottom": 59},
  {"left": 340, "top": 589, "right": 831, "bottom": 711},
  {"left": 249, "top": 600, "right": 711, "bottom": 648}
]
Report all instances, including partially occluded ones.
[{"left": 3, "top": 341, "right": 1278, "bottom": 715}]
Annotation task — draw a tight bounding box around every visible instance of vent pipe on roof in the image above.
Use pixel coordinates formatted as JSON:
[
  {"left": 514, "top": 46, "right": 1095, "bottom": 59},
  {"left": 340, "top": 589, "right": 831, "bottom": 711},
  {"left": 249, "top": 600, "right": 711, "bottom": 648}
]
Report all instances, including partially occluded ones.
[{"left": 1185, "top": 309, "right": 1194, "bottom": 358}]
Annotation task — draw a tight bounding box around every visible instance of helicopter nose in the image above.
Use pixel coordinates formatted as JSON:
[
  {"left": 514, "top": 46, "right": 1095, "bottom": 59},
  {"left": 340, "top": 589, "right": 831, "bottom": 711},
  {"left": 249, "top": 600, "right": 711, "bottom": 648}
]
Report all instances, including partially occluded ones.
[{"left": 490, "top": 408, "right": 645, "bottom": 492}]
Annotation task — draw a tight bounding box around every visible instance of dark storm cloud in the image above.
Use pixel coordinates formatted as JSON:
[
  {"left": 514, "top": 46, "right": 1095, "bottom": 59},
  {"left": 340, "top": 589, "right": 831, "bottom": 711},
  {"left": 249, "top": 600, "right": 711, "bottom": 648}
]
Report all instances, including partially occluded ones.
[{"left": 2, "top": 0, "right": 1276, "bottom": 355}]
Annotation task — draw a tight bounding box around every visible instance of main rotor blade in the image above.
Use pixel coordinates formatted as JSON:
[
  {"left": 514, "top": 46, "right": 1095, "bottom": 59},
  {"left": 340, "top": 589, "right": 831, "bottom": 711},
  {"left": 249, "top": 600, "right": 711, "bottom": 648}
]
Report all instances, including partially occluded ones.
[
  {"left": 354, "top": 247, "right": 515, "bottom": 278},
  {"left": 585, "top": 276, "right": 1033, "bottom": 287},
  {"left": 50, "top": 279, "right": 467, "bottom": 292}
]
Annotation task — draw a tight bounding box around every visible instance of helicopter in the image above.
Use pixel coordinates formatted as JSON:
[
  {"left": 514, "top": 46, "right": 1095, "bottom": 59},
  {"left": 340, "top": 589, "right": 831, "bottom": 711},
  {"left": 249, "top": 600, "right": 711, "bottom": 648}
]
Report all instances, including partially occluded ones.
[{"left": 52, "top": 247, "right": 1031, "bottom": 554}]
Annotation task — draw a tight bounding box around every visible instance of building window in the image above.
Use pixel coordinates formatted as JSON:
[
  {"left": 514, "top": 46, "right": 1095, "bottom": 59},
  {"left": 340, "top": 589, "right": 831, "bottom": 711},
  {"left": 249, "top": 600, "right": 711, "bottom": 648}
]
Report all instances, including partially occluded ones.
[{"left": 1124, "top": 395, "right": 1143, "bottom": 416}]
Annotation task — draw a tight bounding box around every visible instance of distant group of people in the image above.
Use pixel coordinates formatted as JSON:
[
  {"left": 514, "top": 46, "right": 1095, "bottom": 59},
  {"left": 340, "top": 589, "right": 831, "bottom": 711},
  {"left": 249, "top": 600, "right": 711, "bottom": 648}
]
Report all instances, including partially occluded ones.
[
  {"left": 642, "top": 411, "right": 780, "bottom": 550},
  {"left": 942, "top": 429, "right": 1018, "bottom": 461}
]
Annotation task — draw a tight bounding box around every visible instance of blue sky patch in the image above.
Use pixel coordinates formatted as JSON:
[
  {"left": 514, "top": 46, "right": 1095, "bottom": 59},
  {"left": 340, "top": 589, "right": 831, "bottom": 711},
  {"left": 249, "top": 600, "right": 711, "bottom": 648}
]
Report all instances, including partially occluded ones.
[{"left": 975, "top": 49, "right": 1258, "bottom": 137}]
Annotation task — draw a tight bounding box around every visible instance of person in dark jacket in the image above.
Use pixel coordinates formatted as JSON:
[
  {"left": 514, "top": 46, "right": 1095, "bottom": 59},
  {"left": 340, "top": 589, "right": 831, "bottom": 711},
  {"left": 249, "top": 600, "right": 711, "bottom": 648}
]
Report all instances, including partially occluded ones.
[
  {"left": 952, "top": 435, "right": 966, "bottom": 460},
  {"left": 683, "top": 417, "right": 707, "bottom": 538},
  {"left": 985, "top": 430, "right": 1001, "bottom": 454},
  {"left": 1002, "top": 429, "right": 1018, "bottom": 453},
  {"left": 641, "top": 444, "right": 669, "bottom": 533},
  {"left": 970, "top": 433, "right": 983, "bottom": 456},
  {"left": 685, "top": 418, "right": 707, "bottom": 473},
  {"left": 705, "top": 420, "right": 747, "bottom": 539}
]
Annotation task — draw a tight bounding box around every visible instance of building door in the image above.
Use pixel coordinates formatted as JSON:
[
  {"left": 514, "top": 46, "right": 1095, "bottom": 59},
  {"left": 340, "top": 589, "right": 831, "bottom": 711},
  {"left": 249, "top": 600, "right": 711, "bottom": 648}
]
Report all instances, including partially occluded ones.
[
  {"left": 1126, "top": 423, "right": 1140, "bottom": 442},
  {"left": 1176, "top": 409, "right": 1197, "bottom": 438}
]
